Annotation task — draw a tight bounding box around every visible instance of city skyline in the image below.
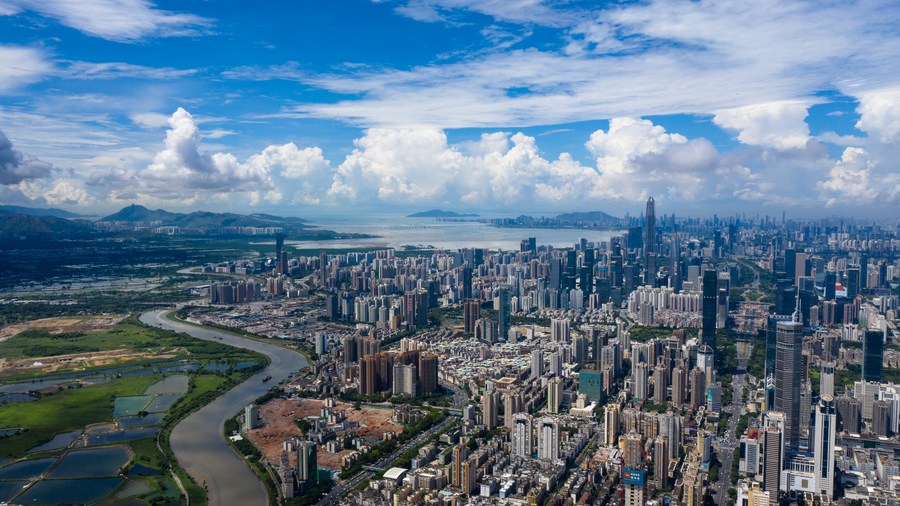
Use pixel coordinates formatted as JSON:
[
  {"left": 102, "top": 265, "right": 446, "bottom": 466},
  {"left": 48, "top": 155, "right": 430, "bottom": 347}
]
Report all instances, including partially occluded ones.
[{"left": 1, "top": 1, "right": 900, "bottom": 217}]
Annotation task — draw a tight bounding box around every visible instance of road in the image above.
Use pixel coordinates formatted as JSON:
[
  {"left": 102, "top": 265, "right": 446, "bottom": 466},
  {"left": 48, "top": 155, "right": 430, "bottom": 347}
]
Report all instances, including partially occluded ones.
[
  {"left": 318, "top": 379, "right": 468, "bottom": 504},
  {"left": 710, "top": 340, "right": 752, "bottom": 504},
  {"left": 317, "top": 415, "right": 458, "bottom": 505},
  {"left": 140, "top": 309, "right": 309, "bottom": 506}
]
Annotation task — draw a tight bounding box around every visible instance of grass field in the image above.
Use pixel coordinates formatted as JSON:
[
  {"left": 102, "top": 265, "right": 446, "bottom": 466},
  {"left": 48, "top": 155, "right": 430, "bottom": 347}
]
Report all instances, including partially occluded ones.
[
  {"left": 0, "top": 374, "right": 160, "bottom": 457},
  {"left": 0, "top": 316, "right": 264, "bottom": 380}
]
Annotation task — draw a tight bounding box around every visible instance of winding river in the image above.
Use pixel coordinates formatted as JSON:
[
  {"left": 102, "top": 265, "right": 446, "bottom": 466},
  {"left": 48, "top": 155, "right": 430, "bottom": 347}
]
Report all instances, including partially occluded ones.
[{"left": 140, "top": 309, "right": 308, "bottom": 506}]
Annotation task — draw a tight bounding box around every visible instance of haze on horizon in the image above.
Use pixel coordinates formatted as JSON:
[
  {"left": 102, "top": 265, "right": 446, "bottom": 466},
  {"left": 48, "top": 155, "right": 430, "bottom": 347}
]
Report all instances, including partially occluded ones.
[{"left": 1, "top": 0, "right": 900, "bottom": 219}]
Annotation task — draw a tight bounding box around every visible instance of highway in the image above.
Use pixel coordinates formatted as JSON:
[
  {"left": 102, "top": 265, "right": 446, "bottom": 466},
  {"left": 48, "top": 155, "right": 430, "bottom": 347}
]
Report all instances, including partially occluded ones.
[
  {"left": 140, "top": 309, "right": 309, "bottom": 506},
  {"left": 710, "top": 339, "right": 752, "bottom": 504}
]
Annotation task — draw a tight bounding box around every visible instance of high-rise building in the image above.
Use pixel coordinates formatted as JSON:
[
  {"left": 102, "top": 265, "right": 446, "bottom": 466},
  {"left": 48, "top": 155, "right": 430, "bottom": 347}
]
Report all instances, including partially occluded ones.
[
  {"left": 701, "top": 269, "right": 718, "bottom": 351},
  {"left": 633, "top": 362, "right": 649, "bottom": 400},
  {"left": 512, "top": 413, "right": 533, "bottom": 458},
  {"left": 653, "top": 361, "right": 668, "bottom": 403},
  {"left": 463, "top": 299, "right": 480, "bottom": 335},
  {"left": 297, "top": 440, "right": 317, "bottom": 484},
  {"left": 820, "top": 362, "right": 835, "bottom": 398},
  {"left": 690, "top": 367, "right": 706, "bottom": 410},
  {"left": 548, "top": 376, "right": 562, "bottom": 414},
  {"left": 873, "top": 400, "right": 892, "bottom": 437},
  {"left": 537, "top": 417, "right": 559, "bottom": 460},
  {"left": 417, "top": 352, "right": 439, "bottom": 394},
  {"left": 451, "top": 445, "right": 467, "bottom": 487},
  {"left": 604, "top": 403, "right": 620, "bottom": 445},
  {"left": 762, "top": 412, "right": 784, "bottom": 496},
  {"left": 531, "top": 349, "right": 543, "bottom": 378},
  {"left": 462, "top": 459, "right": 476, "bottom": 495},
  {"left": 504, "top": 390, "right": 521, "bottom": 429},
  {"left": 460, "top": 266, "right": 473, "bottom": 300},
  {"left": 314, "top": 332, "right": 327, "bottom": 357},
  {"left": 836, "top": 395, "right": 861, "bottom": 434},
  {"left": 497, "top": 285, "right": 511, "bottom": 339},
  {"left": 644, "top": 196, "right": 656, "bottom": 279},
  {"left": 482, "top": 390, "right": 499, "bottom": 429},
  {"left": 623, "top": 432, "right": 646, "bottom": 506},
  {"left": 654, "top": 436, "right": 669, "bottom": 490},
  {"left": 863, "top": 329, "right": 884, "bottom": 382},
  {"left": 551, "top": 318, "right": 570, "bottom": 342},
  {"left": 813, "top": 395, "right": 836, "bottom": 498},
  {"left": 775, "top": 316, "right": 803, "bottom": 449},
  {"left": 392, "top": 363, "right": 417, "bottom": 396}
]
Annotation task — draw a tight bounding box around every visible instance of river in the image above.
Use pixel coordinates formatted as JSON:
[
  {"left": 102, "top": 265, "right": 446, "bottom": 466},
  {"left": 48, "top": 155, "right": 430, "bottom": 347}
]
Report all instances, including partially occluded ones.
[{"left": 139, "top": 309, "right": 309, "bottom": 506}]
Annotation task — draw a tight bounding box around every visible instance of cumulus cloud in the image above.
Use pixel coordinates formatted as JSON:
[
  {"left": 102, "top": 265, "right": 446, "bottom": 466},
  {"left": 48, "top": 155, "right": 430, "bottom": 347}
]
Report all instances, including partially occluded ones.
[
  {"left": 854, "top": 88, "right": 900, "bottom": 144},
  {"left": 325, "top": 118, "right": 730, "bottom": 208},
  {"left": 19, "top": 178, "right": 95, "bottom": 206},
  {"left": 1, "top": 0, "right": 209, "bottom": 42},
  {"left": 0, "top": 129, "right": 54, "bottom": 185},
  {"left": 585, "top": 118, "right": 719, "bottom": 200},
  {"left": 817, "top": 147, "right": 879, "bottom": 207},
  {"left": 138, "top": 108, "right": 273, "bottom": 194},
  {"left": 713, "top": 101, "right": 811, "bottom": 150}
]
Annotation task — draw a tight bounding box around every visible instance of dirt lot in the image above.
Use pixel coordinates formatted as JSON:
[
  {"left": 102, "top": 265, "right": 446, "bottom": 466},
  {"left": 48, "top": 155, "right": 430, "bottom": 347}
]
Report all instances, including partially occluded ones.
[
  {"left": 0, "top": 348, "right": 178, "bottom": 376},
  {"left": 0, "top": 315, "right": 124, "bottom": 342},
  {"left": 247, "top": 397, "right": 404, "bottom": 471}
]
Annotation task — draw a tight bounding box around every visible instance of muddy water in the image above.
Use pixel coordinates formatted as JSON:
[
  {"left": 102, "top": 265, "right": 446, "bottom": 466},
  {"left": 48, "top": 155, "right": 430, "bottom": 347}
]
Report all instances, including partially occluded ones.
[{"left": 139, "top": 309, "right": 308, "bottom": 506}]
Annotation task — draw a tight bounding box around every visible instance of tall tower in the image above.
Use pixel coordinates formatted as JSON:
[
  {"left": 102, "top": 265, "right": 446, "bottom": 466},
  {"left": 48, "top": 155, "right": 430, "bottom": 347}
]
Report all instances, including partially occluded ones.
[
  {"left": 775, "top": 305, "right": 803, "bottom": 449},
  {"left": 814, "top": 395, "right": 836, "bottom": 498},
  {"left": 644, "top": 196, "right": 656, "bottom": 262},
  {"left": 643, "top": 197, "right": 657, "bottom": 285}
]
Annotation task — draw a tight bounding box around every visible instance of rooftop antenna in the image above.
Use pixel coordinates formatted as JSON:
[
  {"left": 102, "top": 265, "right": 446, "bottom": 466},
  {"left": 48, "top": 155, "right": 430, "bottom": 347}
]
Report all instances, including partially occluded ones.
[{"left": 792, "top": 288, "right": 802, "bottom": 324}]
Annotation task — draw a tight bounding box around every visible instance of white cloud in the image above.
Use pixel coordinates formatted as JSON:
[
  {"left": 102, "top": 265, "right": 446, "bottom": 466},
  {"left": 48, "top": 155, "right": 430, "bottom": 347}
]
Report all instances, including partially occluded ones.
[
  {"left": 60, "top": 61, "right": 199, "bottom": 80},
  {"left": 270, "top": 1, "right": 900, "bottom": 129},
  {"left": 854, "top": 87, "right": 900, "bottom": 144},
  {"left": 0, "top": 45, "right": 53, "bottom": 94},
  {"left": 817, "top": 147, "right": 878, "bottom": 206},
  {"left": 0, "top": 129, "right": 54, "bottom": 184},
  {"left": 584, "top": 117, "right": 719, "bottom": 200},
  {"left": 391, "top": 0, "right": 572, "bottom": 27},
  {"left": 713, "top": 101, "right": 811, "bottom": 150},
  {"left": 21, "top": 177, "right": 95, "bottom": 206},
  {"left": 129, "top": 113, "right": 171, "bottom": 129},
  {"left": 137, "top": 108, "right": 273, "bottom": 194},
  {"left": 1, "top": 0, "right": 209, "bottom": 42}
]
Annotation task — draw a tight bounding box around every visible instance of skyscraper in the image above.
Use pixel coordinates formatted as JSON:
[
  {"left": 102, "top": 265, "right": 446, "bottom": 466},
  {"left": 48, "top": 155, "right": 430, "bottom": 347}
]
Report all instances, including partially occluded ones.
[
  {"left": 775, "top": 314, "right": 803, "bottom": 449},
  {"left": 654, "top": 436, "right": 669, "bottom": 490},
  {"left": 497, "top": 284, "right": 511, "bottom": 339},
  {"left": 644, "top": 196, "right": 656, "bottom": 264},
  {"left": 297, "top": 440, "right": 317, "bottom": 484},
  {"left": 820, "top": 362, "right": 835, "bottom": 398},
  {"left": 701, "top": 269, "right": 718, "bottom": 351},
  {"left": 814, "top": 395, "right": 836, "bottom": 498},
  {"left": 863, "top": 329, "right": 884, "bottom": 382}
]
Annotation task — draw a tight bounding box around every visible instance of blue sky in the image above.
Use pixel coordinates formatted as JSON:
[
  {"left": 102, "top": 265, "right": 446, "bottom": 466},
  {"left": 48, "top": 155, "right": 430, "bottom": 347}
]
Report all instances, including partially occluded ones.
[{"left": 0, "top": 0, "right": 899, "bottom": 218}]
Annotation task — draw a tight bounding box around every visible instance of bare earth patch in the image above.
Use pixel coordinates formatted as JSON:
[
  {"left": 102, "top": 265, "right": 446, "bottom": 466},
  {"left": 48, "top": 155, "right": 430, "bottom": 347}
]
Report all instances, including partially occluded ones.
[
  {"left": 0, "top": 349, "right": 177, "bottom": 376},
  {"left": 247, "top": 397, "right": 404, "bottom": 471},
  {"left": 0, "top": 315, "right": 125, "bottom": 343}
]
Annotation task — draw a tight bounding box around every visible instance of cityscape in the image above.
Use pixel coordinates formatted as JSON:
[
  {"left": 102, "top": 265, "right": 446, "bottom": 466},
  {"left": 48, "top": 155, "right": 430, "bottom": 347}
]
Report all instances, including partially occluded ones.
[{"left": 1, "top": 2, "right": 900, "bottom": 506}]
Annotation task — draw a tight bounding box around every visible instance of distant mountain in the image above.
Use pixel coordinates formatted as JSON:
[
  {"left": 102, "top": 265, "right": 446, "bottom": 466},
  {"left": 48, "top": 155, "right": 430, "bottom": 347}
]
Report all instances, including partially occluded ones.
[
  {"left": 408, "top": 209, "right": 479, "bottom": 218},
  {"left": 554, "top": 211, "right": 622, "bottom": 225},
  {"left": 99, "top": 204, "right": 179, "bottom": 223},
  {"left": 0, "top": 205, "right": 84, "bottom": 219},
  {"left": 0, "top": 212, "right": 95, "bottom": 238},
  {"left": 99, "top": 205, "right": 311, "bottom": 230}
]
